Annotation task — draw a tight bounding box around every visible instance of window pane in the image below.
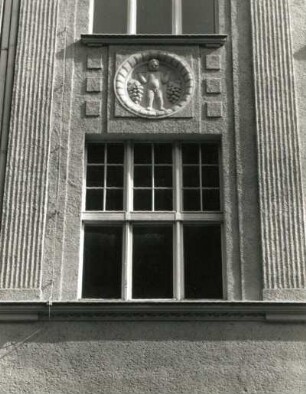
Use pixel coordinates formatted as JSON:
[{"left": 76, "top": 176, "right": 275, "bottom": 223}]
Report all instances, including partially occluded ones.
[
  {"left": 106, "top": 189, "right": 123, "bottom": 210},
  {"left": 87, "top": 144, "right": 104, "bottom": 164},
  {"left": 86, "top": 189, "right": 103, "bottom": 210},
  {"left": 137, "top": 0, "right": 172, "bottom": 34},
  {"left": 83, "top": 226, "right": 122, "bottom": 298},
  {"left": 183, "top": 189, "right": 201, "bottom": 211},
  {"left": 182, "top": 144, "right": 199, "bottom": 164},
  {"left": 202, "top": 189, "right": 220, "bottom": 211},
  {"left": 154, "top": 144, "right": 172, "bottom": 164},
  {"left": 133, "top": 225, "right": 173, "bottom": 298},
  {"left": 202, "top": 166, "right": 219, "bottom": 187},
  {"left": 155, "top": 189, "right": 172, "bottom": 211},
  {"left": 134, "top": 166, "right": 151, "bottom": 187},
  {"left": 155, "top": 166, "right": 172, "bottom": 187},
  {"left": 134, "top": 189, "right": 152, "bottom": 210},
  {"left": 134, "top": 144, "right": 152, "bottom": 164},
  {"left": 107, "top": 144, "right": 124, "bottom": 164},
  {"left": 182, "top": 0, "right": 215, "bottom": 34},
  {"left": 107, "top": 166, "right": 124, "bottom": 187},
  {"left": 183, "top": 166, "right": 199, "bottom": 187},
  {"left": 87, "top": 166, "right": 104, "bottom": 187},
  {"left": 201, "top": 144, "right": 219, "bottom": 164},
  {"left": 184, "top": 225, "right": 222, "bottom": 299},
  {"left": 93, "top": 0, "right": 128, "bottom": 34}
]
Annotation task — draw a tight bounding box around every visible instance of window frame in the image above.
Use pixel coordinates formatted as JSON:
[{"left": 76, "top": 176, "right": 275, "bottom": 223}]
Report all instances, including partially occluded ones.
[
  {"left": 90, "top": 0, "right": 219, "bottom": 35},
  {"left": 79, "top": 139, "right": 224, "bottom": 302}
]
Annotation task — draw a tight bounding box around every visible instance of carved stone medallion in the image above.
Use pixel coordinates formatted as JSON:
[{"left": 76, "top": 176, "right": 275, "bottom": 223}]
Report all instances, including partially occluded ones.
[{"left": 114, "top": 51, "right": 194, "bottom": 119}]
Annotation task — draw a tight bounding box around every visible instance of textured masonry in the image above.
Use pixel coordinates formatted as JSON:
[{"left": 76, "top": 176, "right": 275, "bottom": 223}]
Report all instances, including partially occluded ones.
[
  {"left": 251, "top": 0, "right": 306, "bottom": 300},
  {"left": 0, "top": 0, "right": 58, "bottom": 299}
]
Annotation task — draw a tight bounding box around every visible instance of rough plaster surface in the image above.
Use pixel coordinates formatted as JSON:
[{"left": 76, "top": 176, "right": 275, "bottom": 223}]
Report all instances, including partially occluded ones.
[{"left": 0, "top": 321, "right": 306, "bottom": 394}]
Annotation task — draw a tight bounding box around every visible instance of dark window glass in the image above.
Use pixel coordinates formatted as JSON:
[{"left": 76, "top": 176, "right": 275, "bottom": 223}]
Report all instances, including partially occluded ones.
[
  {"left": 134, "top": 144, "right": 152, "bottom": 164},
  {"left": 107, "top": 144, "right": 124, "bottom": 164},
  {"left": 87, "top": 144, "right": 104, "bottom": 164},
  {"left": 155, "top": 166, "right": 172, "bottom": 187},
  {"left": 134, "top": 166, "right": 151, "bottom": 187},
  {"left": 137, "top": 0, "right": 172, "bottom": 34},
  {"left": 201, "top": 144, "right": 219, "bottom": 164},
  {"left": 183, "top": 189, "right": 201, "bottom": 211},
  {"left": 107, "top": 166, "right": 124, "bottom": 187},
  {"left": 183, "top": 166, "right": 199, "bottom": 187},
  {"left": 93, "top": 0, "right": 128, "bottom": 34},
  {"left": 133, "top": 225, "right": 173, "bottom": 298},
  {"left": 182, "top": 0, "right": 215, "bottom": 34},
  {"left": 182, "top": 144, "right": 199, "bottom": 164},
  {"left": 184, "top": 225, "right": 222, "bottom": 299},
  {"left": 134, "top": 189, "right": 152, "bottom": 210},
  {"left": 154, "top": 144, "right": 172, "bottom": 164},
  {"left": 202, "top": 166, "right": 219, "bottom": 187},
  {"left": 83, "top": 226, "right": 122, "bottom": 298},
  {"left": 155, "top": 189, "right": 172, "bottom": 211},
  {"left": 202, "top": 189, "right": 220, "bottom": 211},
  {"left": 86, "top": 189, "right": 103, "bottom": 210},
  {"left": 106, "top": 189, "right": 123, "bottom": 210},
  {"left": 87, "top": 166, "right": 104, "bottom": 187}
]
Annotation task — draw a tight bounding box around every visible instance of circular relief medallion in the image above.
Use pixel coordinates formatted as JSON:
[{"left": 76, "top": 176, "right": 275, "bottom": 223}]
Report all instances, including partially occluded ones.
[{"left": 114, "top": 51, "right": 195, "bottom": 119}]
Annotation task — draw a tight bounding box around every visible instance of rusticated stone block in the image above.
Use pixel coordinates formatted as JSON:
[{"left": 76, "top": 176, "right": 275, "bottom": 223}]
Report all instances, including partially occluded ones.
[
  {"left": 206, "top": 102, "right": 222, "bottom": 118},
  {"left": 206, "top": 78, "right": 221, "bottom": 94},
  {"left": 85, "top": 100, "right": 101, "bottom": 117},
  {"left": 205, "top": 54, "right": 221, "bottom": 70},
  {"left": 86, "top": 77, "right": 102, "bottom": 92},
  {"left": 87, "top": 54, "right": 102, "bottom": 70}
]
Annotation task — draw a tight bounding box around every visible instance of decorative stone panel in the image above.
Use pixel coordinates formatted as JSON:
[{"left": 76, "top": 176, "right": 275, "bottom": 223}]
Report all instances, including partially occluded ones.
[
  {"left": 251, "top": 0, "right": 306, "bottom": 300},
  {"left": 0, "top": 0, "right": 58, "bottom": 299},
  {"left": 114, "top": 51, "right": 195, "bottom": 119}
]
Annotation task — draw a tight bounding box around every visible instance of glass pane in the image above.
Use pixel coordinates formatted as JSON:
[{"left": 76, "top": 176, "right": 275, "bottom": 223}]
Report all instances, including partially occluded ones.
[
  {"left": 134, "top": 189, "right": 152, "bottom": 210},
  {"left": 83, "top": 226, "right": 122, "bottom": 298},
  {"left": 183, "top": 166, "right": 199, "bottom": 187},
  {"left": 87, "top": 144, "right": 104, "bottom": 164},
  {"left": 134, "top": 166, "right": 152, "bottom": 187},
  {"left": 87, "top": 166, "right": 104, "bottom": 187},
  {"left": 154, "top": 144, "right": 172, "bottom": 164},
  {"left": 107, "top": 166, "right": 124, "bottom": 187},
  {"left": 202, "top": 189, "right": 220, "bottom": 211},
  {"left": 93, "top": 0, "right": 128, "bottom": 34},
  {"left": 86, "top": 189, "right": 103, "bottom": 210},
  {"left": 184, "top": 225, "right": 222, "bottom": 299},
  {"left": 137, "top": 0, "right": 172, "bottom": 34},
  {"left": 133, "top": 225, "right": 173, "bottom": 298},
  {"left": 106, "top": 189, "right": 123, "bottom": 210},
  {"left": 182, "top": 0, "right": 215, "bottom": 34},
  {"left": 201, "top": 144, "right": 219, "bottom": 164},
  {"left": 183, "top": 189, "right": 201, "bottom": 211},
  {"left": 182, "top": 144, "right": 199, "bottom": 164},
  {"left": 202, "top": 166, "right": 219, "bottom": 187},
  {"left": 107, "top": 144, "right": 124, "bottom": 164},
  {"left": 155, "top": 189, "right": 172, "bottom": 211},
  {"left": 155, "top": 166, "right": 172, "bottom": 187},
  {"left": 134, "top": 144, "right": 152, "bottom": 164}
]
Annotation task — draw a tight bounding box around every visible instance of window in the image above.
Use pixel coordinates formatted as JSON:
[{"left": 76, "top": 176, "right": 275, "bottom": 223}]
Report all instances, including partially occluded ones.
[
  {"left": 82, "top": 142, "right": 223, "bottom": 300},
  {"left": 92, "top": 0, "right": 217, "bottom": 35}
]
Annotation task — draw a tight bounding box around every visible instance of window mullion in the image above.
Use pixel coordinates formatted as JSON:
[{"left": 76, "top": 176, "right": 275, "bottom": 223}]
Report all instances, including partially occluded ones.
[
  {"left": 103, "top": 145, "right": 107, "bottom": 211},
  {"left": 127, "top": 0, "right": 137, "bottom": 34},
  {"left": 174, "top": 221, "right": 184, "bottom": 300},
  {"left": 172, "top": 0, "right": 182, "bottom": 34},
  {"left": 122, "top": 222, "right": 133, "bottom": 300}
]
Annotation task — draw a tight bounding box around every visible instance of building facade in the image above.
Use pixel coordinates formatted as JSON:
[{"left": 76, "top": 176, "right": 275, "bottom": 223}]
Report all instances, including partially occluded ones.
[{"left": 0, "top": 0, "right": 306, "bottom": 392}]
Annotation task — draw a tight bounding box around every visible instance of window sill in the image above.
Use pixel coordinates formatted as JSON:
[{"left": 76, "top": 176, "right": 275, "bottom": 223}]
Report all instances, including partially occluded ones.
[
  {"left": 0, "top": 301, "right": 306, "bottom": 323},
  {"left": 81, "top": 34, "right": 227, "bottom": 48}
]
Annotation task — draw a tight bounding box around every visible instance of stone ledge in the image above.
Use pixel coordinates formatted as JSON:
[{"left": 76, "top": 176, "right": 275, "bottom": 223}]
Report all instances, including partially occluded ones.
[
  {"left": 81, "top": 34, "right": 227, "bottom": 48},
  {"left": 0, "top": 301, "right": 306, "bottom": 322}
]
